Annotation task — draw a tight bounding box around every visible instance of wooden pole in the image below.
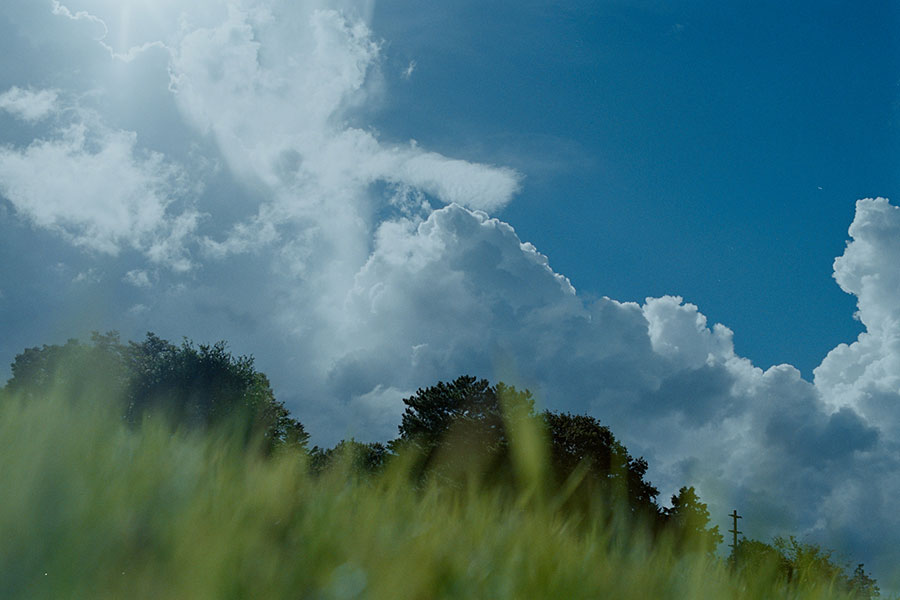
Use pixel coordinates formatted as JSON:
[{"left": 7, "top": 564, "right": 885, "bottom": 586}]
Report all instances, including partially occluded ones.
[{"left": 728, "top": 509, "right": 742, "bottom": 563}]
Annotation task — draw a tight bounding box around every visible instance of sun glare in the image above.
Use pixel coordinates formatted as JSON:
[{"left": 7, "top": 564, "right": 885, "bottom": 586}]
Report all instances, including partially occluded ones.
[{"left": 103, "top": 0, "right": 176, "bottom": 56}]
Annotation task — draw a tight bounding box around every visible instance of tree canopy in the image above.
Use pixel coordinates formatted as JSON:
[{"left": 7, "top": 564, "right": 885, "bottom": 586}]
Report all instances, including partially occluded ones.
[
  {"left": 395, "top": 375, "right": 663, "bottom": 522},
  {"left": 542, "top": 410, "right": 660, "bottom": 518},
  {"left": 309, "top": 439, "right": 390, "bottom": 475},
  {"left": 3, "top": 331, "right": 307, "bottom": 452},
  {"left": 730, "top": 536, "right": 880, "bottom": 598},
  {"left": 394, "top": 376, "right": 540, "bottom": 486},
  {"left": 662, "top": 486, "right": 722, "bottom": 555},
  {"left": 397, "top": 375, "right": 534, "bottom": 452},
  {"left": 2, "top": 335, "right": 882, "bottom": 596}
]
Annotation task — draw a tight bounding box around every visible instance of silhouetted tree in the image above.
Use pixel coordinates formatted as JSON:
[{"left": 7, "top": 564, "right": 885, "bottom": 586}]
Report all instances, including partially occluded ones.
[
  {"left": 663, "top": 486, "right": 722, "bottom": 554},
  {"left": 774, "top": 535, "right": 845, "bottom": 586},
  {"left": 309, "top": 439, "right": 390, "bottom": 475},
  {"left": 730, "top": 536, "right": 880, "bottom": 599},
  {"left": 394, "top": 375, "right": 535, "bottom": 484},
  {"left": 847, "top": 563, "right": 880, "bottom": 599},
  {"left": 123, "top": 333, "right": 308, "bottom": 451},
  {"left": 730, "top": 537, "right": 787, "bottom": 578},
  {"left": 395, "top": 376, "right": 663, "bottom": 523},
  {"left": 5, "top": 331, "right": 130, "bottom": 404},
  {"left": 4, "top": 332, "right": 307, "bottom": 453},
  {"left": 542, "top": 411, "right": 660, "bottom": 519}
]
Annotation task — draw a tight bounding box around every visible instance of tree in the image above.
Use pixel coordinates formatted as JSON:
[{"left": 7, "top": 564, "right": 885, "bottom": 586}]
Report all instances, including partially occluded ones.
[
  {"left": 542, "top": 411, "right": 660, "bottom": 519},
  {"left": 395, "top": 375, "right": 535, "bottom": 482},
  {"left": 730, "top": 536, "right": 880, "bottom": 599},
  {"left": 309, "top": 440, "right": 391, "bottom": 475},
  {"left": 663, "top": 486, "right": 722, "bottom": 554},
  {"left": 398, "top": 376, "right": 534, "bottom": 446},
  {"left": 5, "top": 332, "right": 130, "bottom": 404},
  {"left": 773, "top": 535, "right": 845, "bottom": 586},
  {"left": 847, "top": 563, "right": 880, "bottom": 599},
  {"left": 730, "top": 538, "right": 788, "bottom": 578},
  {"left": 4, "top": 332, "right": 308, "bottom": 453},
  {"left": 395, "top": 375, "right": 662, "bottom": 523},
  {"left": 123, "top": 334, "right": 308, "bottom": 451}
]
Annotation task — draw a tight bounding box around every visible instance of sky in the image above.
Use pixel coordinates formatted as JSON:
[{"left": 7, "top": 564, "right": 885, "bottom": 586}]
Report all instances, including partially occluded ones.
[{"left": 1, "top": 0, "right": 899, "bottom": 586}]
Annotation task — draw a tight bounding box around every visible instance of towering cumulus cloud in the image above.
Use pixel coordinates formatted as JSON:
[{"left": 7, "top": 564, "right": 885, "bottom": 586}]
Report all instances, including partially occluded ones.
[
  {"left": 1, "top": 0, "right": 898, "bottom": 587},
  {"left": 817, "top": 199, "right": 900, "bottom": 420}
]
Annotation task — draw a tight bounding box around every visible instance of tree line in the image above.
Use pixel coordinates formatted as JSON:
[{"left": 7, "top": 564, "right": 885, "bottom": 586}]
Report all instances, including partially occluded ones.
[{"left": 0, "top": 331, "right": 880, "bottom": 598}]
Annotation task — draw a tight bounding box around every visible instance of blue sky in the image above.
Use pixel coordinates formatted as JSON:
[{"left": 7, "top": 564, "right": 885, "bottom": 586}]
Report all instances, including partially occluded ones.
[
  {"left": 371, "top": 0, "right": 899, "bottom": 376},
  {"left": 1, "top": 0, "right": 899, "bottom": 586}
]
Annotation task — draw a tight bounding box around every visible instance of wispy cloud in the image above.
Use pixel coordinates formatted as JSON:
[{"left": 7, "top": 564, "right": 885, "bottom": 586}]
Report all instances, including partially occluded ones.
[
  {"left": 0, "top": 87, "right": 59, "bottom": 122},
  {"left": 8, "top": 0, "right": 900, "bottom": 583},
  {"left": 124, "top": 269, "right": 154, "bottom": 289},
  {"left": 50, "top": 1, "right": 167, "bottom": 62},
  {"left": 0, "top": 93, "right": 199, "bottom": 271},
  {"left": 161, "top": 9, "right": 900, "bottom": 578}
]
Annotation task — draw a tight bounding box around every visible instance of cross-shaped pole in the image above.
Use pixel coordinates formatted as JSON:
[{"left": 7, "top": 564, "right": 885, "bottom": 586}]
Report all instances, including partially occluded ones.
[{"left": 728, "top": 509, "right": 742, "bottom": 560}]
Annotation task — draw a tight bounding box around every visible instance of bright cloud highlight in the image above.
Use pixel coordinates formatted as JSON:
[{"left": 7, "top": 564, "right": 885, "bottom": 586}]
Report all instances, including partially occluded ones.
[{"left": 1, "top": 0, "right": 899, "bottom": 588}]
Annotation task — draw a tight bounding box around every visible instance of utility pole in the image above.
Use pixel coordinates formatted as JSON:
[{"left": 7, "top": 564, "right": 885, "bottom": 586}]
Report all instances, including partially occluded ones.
[{"left": 728, "top": 509, "right": 742, "bottom": 565}]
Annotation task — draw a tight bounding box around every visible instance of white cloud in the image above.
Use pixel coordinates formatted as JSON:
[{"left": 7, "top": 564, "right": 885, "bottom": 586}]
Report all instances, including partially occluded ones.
[
  {"left": 383, "top": 148, "right": 522, "bottom": 212},
  {"left": 168, "top": 4, "right": 520, "bottom": 236},
  {"left": 349, "top": 385, "right": 412, "bottom": 441},
  {"left": 0, "top": 87, "right": 59, "bottom": 122},
  {"left": 128, "top": 303, "right": 150, "bottom": 315},
  {"left": 124, "top": 269, "right": 153, "bottom": 288},
  {"left": 815, "top": 198, "right": 900, "bottom": 426},
  {"left": 643, "top": 295, "right": 735, "bottom": 369},
  {"left": 50, "top": 1, "right": 167, "bottom": 62},
  {"left": 0, "top": 101, "right": 199, "bottom": 270},
  {"left": 158, "top": 10, "right": 900, "bottom": 576},
  {"left": 72, "top": 268, "right": 101, "bottom": 284},
  {"left": 310, "top": 199, "right": 892, "bottom": 581},
  {"left": 27, "top": 0, "right": 900, "bottom": 585}
]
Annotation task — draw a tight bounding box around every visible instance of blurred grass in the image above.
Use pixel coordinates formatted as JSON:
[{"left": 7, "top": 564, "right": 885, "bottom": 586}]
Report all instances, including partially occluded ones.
[{"left": 0, "top": 392, "right": 871, "bottom": 599}]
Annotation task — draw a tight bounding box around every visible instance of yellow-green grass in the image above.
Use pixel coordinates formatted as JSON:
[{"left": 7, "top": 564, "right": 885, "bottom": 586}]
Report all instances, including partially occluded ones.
[{"left": 0, "top": 392, "right": 870, "bottom": 599}]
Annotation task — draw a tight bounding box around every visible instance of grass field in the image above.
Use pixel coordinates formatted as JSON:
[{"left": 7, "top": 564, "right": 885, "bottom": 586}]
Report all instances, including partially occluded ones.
[{"left": 0, "top": 392, "right": 880, "bottom": 599}]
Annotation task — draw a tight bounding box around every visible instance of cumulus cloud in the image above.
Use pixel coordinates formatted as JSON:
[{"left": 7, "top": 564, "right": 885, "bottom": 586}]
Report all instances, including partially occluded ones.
[
  {"left": 643, "top": 295, "right": 735, "bottom": 369},
  {"left": 0, "top": 96, "right": 199, "bottom": 270},
  {"left": 168, "top": 3, "right": 520, "bottom": 236},
  {"left": 816, "top": 198, "right": 900, "bottom": 421},
  {"left": 348, "top": 385, "right": 412, "bottom": 441},
  {"left": 0, "top": 87, "right": 59, "bottom": 122},
  {"left": 314, "top": 198, "right": 892, "bottom": 582},
  {"left": 26, "top": 0, "right": 900, "bottom": 586},
  {"left": 158, "top": 9, "right": 900, "bottom": 571}
]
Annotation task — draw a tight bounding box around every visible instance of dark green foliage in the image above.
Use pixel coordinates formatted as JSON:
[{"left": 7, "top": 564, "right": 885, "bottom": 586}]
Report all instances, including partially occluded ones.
[
  {"left": 4, "top": 332, "right": 307, "bottom": 453},
  {"left": 774, "top": 535, "right": 845, "bottom": 585},
  {"left": 730, "top": 538, "right": 787, "bottom": 578},
  {"left": 395, "top": 376, "right": 535, "bottom": 484},
  {"left": 3, "top": 346, "right": 883, "bottom": 594},
  {"left": 730, "top": 536, "right": 880, "bottom": 599},
  {"left": 662, "top": 486, "right": 722, "bottom": 555},
  {"left": 847, "top": 563, "right": 881, "bottom": 599},
  {"left": 309, "top": 439, "right": 391, "bottom": 475},
  {"left": 542, "top": 411, "right": 660, "bottom": 519},
  {"left": 397, "top": 376, "right": 534, "bottom": 451},
  {"left": 395, "top": 376, "right": 663, "bottom": 525},
  {"left": 123, "top": 333, "right": 307, "bottom": 451},
  {"left": 5, "top": 331, "right": 130, "bottom": 404}
]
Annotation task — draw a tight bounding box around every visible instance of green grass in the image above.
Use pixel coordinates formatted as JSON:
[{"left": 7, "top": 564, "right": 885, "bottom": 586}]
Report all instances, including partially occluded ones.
[{"left": 0, "top": 393, "right": 874, "bottom": 599}]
